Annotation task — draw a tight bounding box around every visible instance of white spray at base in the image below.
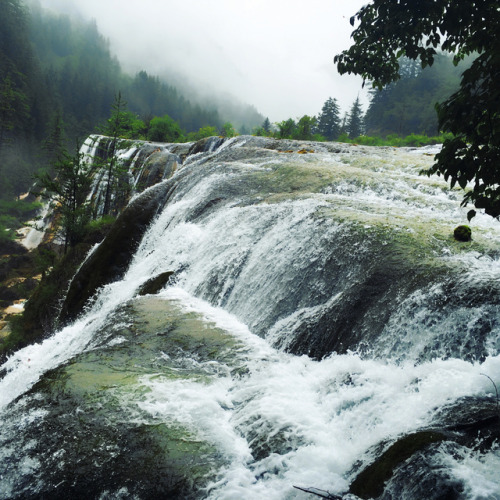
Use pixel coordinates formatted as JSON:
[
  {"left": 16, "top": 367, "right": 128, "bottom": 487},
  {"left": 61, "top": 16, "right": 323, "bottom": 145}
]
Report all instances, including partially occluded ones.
[{"left": 128, "top": 287, "right": 500, "bottom": 499}]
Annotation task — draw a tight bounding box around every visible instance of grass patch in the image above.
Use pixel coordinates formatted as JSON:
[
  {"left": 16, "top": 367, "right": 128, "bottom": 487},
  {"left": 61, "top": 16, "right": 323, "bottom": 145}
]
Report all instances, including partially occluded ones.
[{"left": 341, "top": 132, "right": 453, "bottom": 147}]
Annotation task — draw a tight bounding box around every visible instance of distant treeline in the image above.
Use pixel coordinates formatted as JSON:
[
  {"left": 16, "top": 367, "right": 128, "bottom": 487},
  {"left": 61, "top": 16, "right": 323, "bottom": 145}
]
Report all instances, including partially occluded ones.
[{"left": 256, "top": 54, "right": 469, "bottom": 143}]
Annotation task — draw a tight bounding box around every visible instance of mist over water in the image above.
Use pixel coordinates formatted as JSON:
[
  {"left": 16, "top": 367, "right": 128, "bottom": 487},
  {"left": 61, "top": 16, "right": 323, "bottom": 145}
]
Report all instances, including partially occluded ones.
[{"left": 1, "top": 137, "right": 500, "bottom": 499}]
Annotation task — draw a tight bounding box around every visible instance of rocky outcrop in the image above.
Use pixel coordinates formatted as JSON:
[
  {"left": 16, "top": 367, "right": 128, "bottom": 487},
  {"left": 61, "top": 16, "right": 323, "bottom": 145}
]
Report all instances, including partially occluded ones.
[
  {"left": 134, "top": 151, "right": 179, "bottom": 191},
  {"left": 59, "top": 181, "right": 175, "bottom": 324},
  {"left": 137, "top": 271, "right": 174, "bottom": 296},
  {"left": 349, "top": 397, "right": 500, "bottom": 499}
]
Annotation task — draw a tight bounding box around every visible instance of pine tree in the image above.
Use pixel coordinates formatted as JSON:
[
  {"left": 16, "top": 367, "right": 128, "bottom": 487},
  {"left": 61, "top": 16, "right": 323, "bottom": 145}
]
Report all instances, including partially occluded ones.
[
  {"left": 262, "top": 117, "right": 271, "bottom": 134},
  {"left": 339, "top": 112, "right": 349, "bottom": 136},
  {"left": 42, "top": 110, "right": 66, "bottom": 171},
  {"left": 317, "top": 97, "right": 341, "bottom": 140},
  {"left": 364, "top": 55, "right": 463, "bottom": 136},
  {"left": 0, "top": 74, "right": 30, "bottom": 156},
  {"left": 100, "top": 91, "right": 130, "bottom": 216},
  {"left": 35, "top": 144, "right": 93, "bottom": 252},
  {"left": 347, "top": 97, "right": 364, "bottom": 138}
]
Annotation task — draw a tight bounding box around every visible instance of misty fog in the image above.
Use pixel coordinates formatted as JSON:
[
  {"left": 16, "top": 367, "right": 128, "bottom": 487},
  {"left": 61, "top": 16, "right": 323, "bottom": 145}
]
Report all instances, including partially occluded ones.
[{"left": 35, "top": 0, "right": 368, "bottom": 121}]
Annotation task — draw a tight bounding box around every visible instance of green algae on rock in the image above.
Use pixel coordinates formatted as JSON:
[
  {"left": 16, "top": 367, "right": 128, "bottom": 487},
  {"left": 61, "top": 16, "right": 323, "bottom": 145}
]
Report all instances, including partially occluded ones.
[{"left": 454, "top": 224, "right": 472, "bottom": 242}]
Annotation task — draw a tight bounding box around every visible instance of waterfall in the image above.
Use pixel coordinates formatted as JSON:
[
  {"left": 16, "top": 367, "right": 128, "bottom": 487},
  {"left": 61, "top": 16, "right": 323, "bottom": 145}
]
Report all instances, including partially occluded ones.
[
  {"left": 84, "top": 134, "right": 183, "bottom": 217},
  {"left": 1, "top": 136, "right": 500, "bottom": 499}
]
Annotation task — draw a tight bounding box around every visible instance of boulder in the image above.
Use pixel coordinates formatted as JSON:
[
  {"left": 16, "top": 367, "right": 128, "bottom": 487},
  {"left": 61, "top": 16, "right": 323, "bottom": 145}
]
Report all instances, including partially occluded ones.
[{"left": 453, "top": 225, "right": 472, "bottom": 242}]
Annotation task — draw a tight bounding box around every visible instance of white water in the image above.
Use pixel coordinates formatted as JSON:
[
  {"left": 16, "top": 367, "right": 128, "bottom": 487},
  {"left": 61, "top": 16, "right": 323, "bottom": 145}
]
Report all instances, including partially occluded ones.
[
  {"left": 20, "top": 201, "right": 51, "bottom": 250},
  {"left": 2, "top": 138, "right": 500, "bottom": 498},
  {"left": 84, "top": 135, "right": 180, "bottom": 217},
  {"left": 138, "top": 288, "right": 500, "bottom": 499}
]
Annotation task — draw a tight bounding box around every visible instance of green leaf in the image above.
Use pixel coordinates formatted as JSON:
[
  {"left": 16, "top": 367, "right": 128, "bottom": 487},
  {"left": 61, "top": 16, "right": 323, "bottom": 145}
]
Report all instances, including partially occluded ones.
[{"left": 467, "top": 209, "right": 476, "bottom": 221}]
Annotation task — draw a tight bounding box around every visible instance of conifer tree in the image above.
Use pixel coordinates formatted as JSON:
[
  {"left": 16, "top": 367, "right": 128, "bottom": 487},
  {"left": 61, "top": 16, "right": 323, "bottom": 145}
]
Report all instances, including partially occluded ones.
[
  {"left": 42, "top": 110, "right": 66, "bottom": 171},
  {"left": 317, "top": 97, "right": 341, "bottom": 141},
  {"left": 262, "top": 117, "right": 271, "bottom": 134},
  {"left": 100, "top": 91, "right": 129, "bottom": 216},
  {"left": 0, "top": 74, "right": 30, "bottom": 156},
  {"left": 347, "top": 97, "right": 364, "bottom": 138},
  {"left": 35, "top": 143, "right": 93, "bottom": 252}
]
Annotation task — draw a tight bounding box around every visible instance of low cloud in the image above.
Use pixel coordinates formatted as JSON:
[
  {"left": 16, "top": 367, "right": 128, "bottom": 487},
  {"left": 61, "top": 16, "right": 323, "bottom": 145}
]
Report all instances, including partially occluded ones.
[{"left": 38, "top": 0, "right": 368, "bottom": 122}]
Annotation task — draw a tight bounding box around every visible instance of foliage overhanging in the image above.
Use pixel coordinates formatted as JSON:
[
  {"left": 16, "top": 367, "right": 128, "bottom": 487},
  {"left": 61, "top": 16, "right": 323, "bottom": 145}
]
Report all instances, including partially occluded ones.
[{"left": 335, "top": 0, "right": 500, "bottom": 219}]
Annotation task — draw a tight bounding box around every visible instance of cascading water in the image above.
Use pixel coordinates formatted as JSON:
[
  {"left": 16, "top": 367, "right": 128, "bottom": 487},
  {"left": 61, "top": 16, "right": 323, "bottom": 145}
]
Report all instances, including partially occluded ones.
[
  {"left": 84, "top": 134, "right": 184, "bottom": 217},
  {"left": 1, "top": 136, "right": 500, "bottom": 499}
]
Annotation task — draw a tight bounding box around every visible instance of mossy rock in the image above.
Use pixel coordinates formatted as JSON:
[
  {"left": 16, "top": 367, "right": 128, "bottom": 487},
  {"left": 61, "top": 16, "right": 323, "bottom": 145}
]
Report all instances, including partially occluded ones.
[
  {"left": 349, "top": 431, "right": 446, "bottom": 499},
  {"left": 453, "top": 225, "right": 472, "bottom": 242}
]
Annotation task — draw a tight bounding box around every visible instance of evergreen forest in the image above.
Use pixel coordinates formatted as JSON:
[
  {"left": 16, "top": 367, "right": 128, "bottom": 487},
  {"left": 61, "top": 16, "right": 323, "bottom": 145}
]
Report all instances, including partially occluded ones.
[{"left": 0, "top": 0, "right": 262, "bottom": 202}]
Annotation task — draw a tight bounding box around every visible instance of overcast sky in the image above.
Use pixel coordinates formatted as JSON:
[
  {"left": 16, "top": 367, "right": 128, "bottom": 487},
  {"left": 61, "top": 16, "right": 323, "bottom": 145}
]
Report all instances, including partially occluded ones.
[{"left": 38, "top": 0, "right": 369, "bottom": 122}]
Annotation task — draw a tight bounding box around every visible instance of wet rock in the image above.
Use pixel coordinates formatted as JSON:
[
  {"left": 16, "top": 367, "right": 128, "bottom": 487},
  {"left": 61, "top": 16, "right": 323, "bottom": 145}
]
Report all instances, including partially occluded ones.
[
  {"left": 59, "top": 181, "right": 175, "bottom": 323},
  {"left": 283, "top": 238, "right": 435, "bottom": 359},
  {"left": 349, "top": 397, "right": 500, "bottom": 499},
  {"left": 187, "top": 197, "right": 226, "bottom": 222},
  {"left": 138, "top": 271, "right": 174, "bottom": 296},
  {"left": 188, "top": 136, "right": 225, "bottom": 155},
  {"left": 381, "top": 446, "right": 465, "bottom": 500},
  {"left": 349, "top": 431, "right": 446, "bottom": 499},
  {"left": 134, "top": 151, "right": 179, "bottom": 191},
  {"left": 454, "top": 225, "right": 472, "bottom": 242},
  {"left": 434, "top": 396, "right": 500, "bottom": 449}
]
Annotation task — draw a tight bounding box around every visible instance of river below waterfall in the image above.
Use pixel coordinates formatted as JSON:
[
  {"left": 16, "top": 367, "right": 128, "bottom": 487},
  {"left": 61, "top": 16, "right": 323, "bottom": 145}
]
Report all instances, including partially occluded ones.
[{"left": 1, "top": 136, "right": 500, "bottom": 499}]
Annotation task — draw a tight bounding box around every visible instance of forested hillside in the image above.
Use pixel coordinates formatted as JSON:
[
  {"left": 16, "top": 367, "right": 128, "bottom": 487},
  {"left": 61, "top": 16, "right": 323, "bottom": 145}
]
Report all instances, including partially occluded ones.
[
  {"left": 364, "top": 55, "right": 467, "bottom": 137},
  {"left": 0, "top": 0, "right": 263, "bottom": 202}
]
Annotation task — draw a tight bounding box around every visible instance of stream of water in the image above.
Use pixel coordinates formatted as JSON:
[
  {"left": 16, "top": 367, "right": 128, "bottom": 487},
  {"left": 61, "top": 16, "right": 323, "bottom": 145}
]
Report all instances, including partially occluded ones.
[{"left": 1, "top": 137, "right": 500, "bottom": 499}]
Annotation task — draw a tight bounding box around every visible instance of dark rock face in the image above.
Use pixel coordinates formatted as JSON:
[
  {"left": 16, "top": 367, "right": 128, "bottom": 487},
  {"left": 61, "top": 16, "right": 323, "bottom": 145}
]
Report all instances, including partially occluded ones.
[
  {"left": 0, "top": 239, "right": 28, "bottom": 257},
  {"left": 285, "top": 262, "right": 418, "bottom": 358},
  {"left": 349, "top": 397, "right": 500, "bottom": 499},
  {"left": 134, "top": 151, "right": 179, "bottom": 192},
  {"left": 349, "top": 431, "right": 447, "bottom": 499},
  {"left": 275, "top": 238, "right": 436, "bottom": 359},
  {"left": 59, "top": 181, "right": 175, "bottom": 324},
  {"left": 86, "top": 137, "right": 181, "bottom": 218},
  {"left": 137, "top": 271, "right": 174, "bottom": 296},
  {"left": 187, "top": 136, "right": 225, "bottom": 155}
]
